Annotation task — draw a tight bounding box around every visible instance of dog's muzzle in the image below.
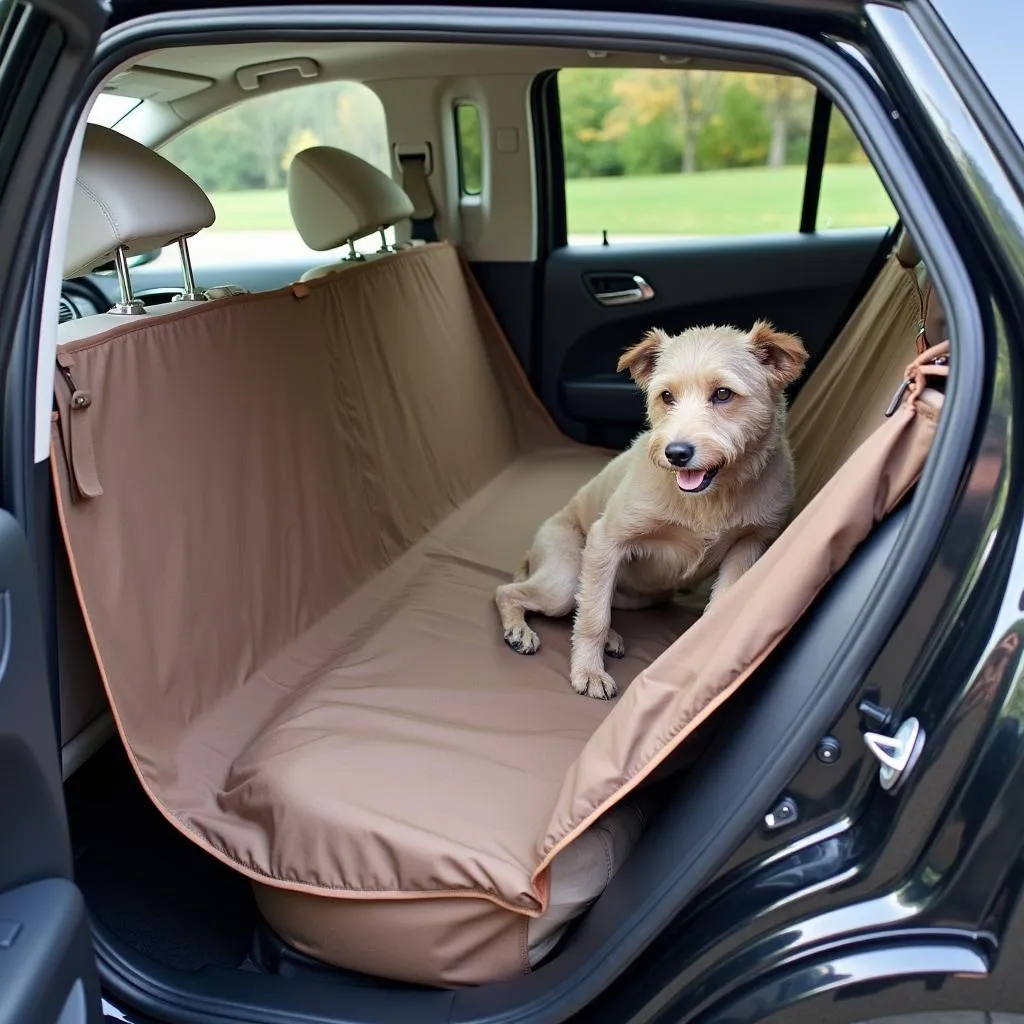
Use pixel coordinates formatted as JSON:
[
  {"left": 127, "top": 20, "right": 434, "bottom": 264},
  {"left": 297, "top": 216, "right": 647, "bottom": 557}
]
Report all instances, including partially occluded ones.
[
  {"left": 675, "top": 465, "right": 719, "bottom": 493},
  {"left": 665, "top": 442, "right": 719, "bottom": 493}
]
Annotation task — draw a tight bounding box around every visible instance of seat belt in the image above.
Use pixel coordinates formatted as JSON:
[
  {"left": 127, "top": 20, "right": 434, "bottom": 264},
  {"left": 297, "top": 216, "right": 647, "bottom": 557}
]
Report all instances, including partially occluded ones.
[{"left": 399, "top": 153, "right": 439, "bottom": 242}]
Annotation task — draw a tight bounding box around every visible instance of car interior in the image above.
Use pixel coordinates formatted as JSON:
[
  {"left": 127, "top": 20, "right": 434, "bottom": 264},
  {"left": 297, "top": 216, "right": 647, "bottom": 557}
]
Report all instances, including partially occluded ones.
[{"left": 49, "top": 33, "right": 955, "bottom": 1024}]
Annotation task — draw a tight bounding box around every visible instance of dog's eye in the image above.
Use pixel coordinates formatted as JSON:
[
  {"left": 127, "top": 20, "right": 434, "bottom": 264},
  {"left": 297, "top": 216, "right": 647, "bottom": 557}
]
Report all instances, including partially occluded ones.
[
  {"left": 711, "top": 387, "right": 733, "bottom": 404},
  {"left": 660, "top": 390, "right": 675, "bottom": 405}
]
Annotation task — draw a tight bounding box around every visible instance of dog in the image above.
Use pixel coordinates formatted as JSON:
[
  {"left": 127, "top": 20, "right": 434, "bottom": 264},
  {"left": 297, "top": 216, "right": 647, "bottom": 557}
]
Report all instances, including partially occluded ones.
[{"left": 495, "top": 320, "right": 808, "bottom": 699}]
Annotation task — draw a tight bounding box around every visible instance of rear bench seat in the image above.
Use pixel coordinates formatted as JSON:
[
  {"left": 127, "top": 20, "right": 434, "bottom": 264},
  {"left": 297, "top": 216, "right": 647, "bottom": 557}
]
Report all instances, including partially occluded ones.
[{"left": 53, "top": 129, "right": 945, "bottom": 987}]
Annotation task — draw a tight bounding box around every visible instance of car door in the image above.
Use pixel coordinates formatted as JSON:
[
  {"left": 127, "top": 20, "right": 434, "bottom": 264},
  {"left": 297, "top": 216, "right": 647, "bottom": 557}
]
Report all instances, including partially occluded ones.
[
  {"left": 535, "top": 67, "right": 898, "bottom": 448},
  {"left": 0, "top": 0, "right": 107, "bottom": 1020}
]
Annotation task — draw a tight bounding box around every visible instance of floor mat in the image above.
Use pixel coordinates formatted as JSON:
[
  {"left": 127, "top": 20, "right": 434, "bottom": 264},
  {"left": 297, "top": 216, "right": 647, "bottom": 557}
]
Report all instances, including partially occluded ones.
[{"left": 65, "top": 740, "right": 257, "bottom": 971}]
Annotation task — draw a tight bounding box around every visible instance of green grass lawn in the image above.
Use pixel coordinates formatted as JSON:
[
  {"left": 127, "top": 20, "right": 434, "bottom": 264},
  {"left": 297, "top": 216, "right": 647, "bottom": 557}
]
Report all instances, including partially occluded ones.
[{"left": 208, "top": 163, "right": 895, "bottom": 236}]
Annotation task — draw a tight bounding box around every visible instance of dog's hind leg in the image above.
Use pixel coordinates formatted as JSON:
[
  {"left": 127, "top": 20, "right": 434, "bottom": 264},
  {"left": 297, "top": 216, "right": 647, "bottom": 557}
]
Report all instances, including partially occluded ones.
[{"left": 496, "top": 515, "right": 583, "bottom": 655}]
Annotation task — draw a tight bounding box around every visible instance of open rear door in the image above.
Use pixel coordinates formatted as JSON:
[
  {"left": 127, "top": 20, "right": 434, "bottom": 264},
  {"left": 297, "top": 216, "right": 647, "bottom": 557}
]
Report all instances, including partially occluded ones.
[
  {"left": 0, "top": 513, "right": 102, "bottom": 1023},
  {"left": 0, "top": 0, "right": 108, "bottom": 1020}
]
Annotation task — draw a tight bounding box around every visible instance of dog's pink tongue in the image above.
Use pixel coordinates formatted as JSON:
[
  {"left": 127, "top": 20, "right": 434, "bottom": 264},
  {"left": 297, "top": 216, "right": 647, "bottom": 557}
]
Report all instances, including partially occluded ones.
[{"left": 676, "top": 469, "right": 706, "bottom": 492}]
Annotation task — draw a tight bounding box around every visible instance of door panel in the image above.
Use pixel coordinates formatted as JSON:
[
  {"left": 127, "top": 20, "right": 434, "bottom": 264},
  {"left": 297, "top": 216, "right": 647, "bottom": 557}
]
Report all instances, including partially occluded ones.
[
  {"left": 541, "top": 228, "right": 888, "bottom": 445},
  {"left": 0, "top": 881, "right": 97, "bottom": 1024},
  {"left": 0, "top": 0, "right": 107, "bottom": 1020},
  {"left": 0, "top": 514, "right": 101, "bottom": 1024}
]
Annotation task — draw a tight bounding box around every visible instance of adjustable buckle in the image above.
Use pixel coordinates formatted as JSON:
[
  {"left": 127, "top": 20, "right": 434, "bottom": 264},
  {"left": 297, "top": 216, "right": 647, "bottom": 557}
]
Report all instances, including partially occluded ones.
[
  {"left": 885, "top": 378, "right": 911, "bottom": 417},
  {"left": 57, "top": 361, "right": 92, "bottom": 409},
  {"left": 885, "top": 352, "right": 948, "bottom": 417}
]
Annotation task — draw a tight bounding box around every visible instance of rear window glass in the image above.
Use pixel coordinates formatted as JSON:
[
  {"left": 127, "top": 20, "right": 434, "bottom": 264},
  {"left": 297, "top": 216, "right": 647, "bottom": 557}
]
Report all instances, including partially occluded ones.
[
  {"left": 454, "top": 102, "right": 483, "bottom": 196},
  {"left": 160, "top": 81, "right": 392, "bottom": 264}
]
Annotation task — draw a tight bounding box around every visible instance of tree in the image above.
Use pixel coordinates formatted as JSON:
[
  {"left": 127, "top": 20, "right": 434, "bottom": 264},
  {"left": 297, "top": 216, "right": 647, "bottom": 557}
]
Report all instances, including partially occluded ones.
[
  {"left": 280, "top": 128, "right": 321, "bottom": 175},
  {"left": 160, "top": 81, "right": 392, "bottom": 193},
  {"left": 598, "top": 69, "right": 720, "bottom": 174},
  {"left": 742, "top": 73, "right": 815, "bottom": 168},
  {"left": 675, "top": 70, "right": 720, "bottom": 173},
  {"left": 696, "top": 79, "right": 771, "bottom": 169},
  {"left": 558, "top": 68, "right": 624, "bottom": 178},
  {"left": 824, "top": 111, "right": 867, "bottom": 165}
]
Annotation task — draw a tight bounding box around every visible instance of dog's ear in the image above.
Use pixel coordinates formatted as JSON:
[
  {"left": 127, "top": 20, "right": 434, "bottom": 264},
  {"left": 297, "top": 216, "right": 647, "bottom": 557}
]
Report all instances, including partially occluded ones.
[
  {"left": 617, "top": 328, "right": 669, "bottom": 387},
  {"left": 749, "top": 320, "right": 808, "bottom": 388}
]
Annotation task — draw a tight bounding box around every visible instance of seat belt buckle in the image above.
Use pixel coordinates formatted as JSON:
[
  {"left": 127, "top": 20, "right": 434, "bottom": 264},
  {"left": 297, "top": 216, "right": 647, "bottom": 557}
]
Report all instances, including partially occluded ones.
[
  {"left": 886, "top": 351, "right": 950, "bottom": 417},
  {"left": 393, "top": 142, "right": 433, "bottom": 177}
]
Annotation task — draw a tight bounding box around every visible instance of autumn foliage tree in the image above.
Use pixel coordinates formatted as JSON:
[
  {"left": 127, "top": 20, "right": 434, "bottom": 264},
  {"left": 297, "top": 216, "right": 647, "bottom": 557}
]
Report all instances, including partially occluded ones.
[{"left": 560, "top": 67, "right": 856, "bottom": 179}]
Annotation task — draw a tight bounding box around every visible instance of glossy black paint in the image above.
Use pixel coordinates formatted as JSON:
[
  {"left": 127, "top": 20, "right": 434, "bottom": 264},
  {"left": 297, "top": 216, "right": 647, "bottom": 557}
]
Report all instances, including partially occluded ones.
[{"left": 36, "top": 0, "right": 1024, "bottom": 1021}]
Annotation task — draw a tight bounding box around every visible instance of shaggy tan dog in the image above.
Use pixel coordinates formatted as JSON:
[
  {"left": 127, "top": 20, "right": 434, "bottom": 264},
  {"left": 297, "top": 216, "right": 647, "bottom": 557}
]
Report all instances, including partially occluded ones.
[{"left": 495, "top": 320, "right": 808, "bottom": 699}]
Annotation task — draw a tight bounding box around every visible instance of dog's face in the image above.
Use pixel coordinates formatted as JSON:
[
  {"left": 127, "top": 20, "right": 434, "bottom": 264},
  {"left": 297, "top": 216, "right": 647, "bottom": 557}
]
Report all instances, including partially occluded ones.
[{"left": 617, "top": 321, "right": 807, "bottom": 494}]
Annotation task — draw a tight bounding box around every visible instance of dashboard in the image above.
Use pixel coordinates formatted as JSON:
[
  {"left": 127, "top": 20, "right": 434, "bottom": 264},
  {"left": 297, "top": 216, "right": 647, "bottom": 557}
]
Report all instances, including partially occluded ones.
[
  {"left": 58, "top": 276, "right": 186, "bottom": 324},
  {"left": 58, "top": 278, "right": 112, "bottom": 323}
]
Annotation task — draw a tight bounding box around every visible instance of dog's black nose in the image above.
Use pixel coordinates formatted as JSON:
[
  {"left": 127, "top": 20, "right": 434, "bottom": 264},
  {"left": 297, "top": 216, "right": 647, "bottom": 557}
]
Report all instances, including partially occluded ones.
[{"left": 665, "top": 442, "right": 695, "bottom": 467}]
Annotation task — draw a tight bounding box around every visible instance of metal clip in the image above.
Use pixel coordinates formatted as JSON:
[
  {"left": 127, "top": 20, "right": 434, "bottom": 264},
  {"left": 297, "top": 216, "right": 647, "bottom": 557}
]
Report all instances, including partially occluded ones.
[
  {"left": 763, "top": 796, "right": 798, "bottom": 831},
  {"left": 57, "top": 362, "right": 92, "bottom": 409},
  {"left": 58, "top": 361, "right": 78, "bottom": 395},
  {"left": 885, "top": 377, "right": 911, "bottom": 417}
]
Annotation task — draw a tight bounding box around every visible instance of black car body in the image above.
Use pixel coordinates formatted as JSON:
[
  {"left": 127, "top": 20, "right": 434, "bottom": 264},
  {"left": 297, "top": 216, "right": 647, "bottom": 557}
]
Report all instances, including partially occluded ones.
[{"left": 2, "top": 1, "right": 1024, "bottom": 1022}]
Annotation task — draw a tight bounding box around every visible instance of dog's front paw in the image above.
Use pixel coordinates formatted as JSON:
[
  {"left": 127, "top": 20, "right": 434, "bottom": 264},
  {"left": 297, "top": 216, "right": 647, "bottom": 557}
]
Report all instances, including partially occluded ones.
[
  {"left": 570, "top": 666, "right": 618, "bottom": 700},
  {"left": 504, "top": 624, "right": 540, "bottom": 655},
  {"left": 604, "top": 628, "right": 625, "bottom": 659}
]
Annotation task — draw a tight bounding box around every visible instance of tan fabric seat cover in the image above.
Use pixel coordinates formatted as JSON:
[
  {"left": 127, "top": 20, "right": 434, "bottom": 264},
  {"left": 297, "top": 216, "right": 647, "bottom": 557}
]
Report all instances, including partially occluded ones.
[
  {"left": 52, "top": 242, "right": 941, "bottom": 987},
  {"left": 789, "top": 233, "right": 925, "bottom": 511}
]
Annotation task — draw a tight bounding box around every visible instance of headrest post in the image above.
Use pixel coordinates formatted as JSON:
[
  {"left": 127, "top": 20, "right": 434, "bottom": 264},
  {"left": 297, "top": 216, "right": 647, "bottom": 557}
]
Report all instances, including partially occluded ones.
[
  {"left": 109, "top": 246, "right": 146, "bottom": 316},
  {"left": 346, "top": 239, "right": 364, "bottom": 263},
  {"left": 377, "top": 228, "right": 389, "bottom": 254},
  {"left": 174, "top": 236, "right": 208, "bottom": 302}
]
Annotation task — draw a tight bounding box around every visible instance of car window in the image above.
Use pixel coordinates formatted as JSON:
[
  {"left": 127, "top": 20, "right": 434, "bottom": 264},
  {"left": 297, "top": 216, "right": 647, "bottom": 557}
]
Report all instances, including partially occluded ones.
[
  {"left": 160, "top": 80, "right": 391, "bottom": 265},
  {"left": 556, "top": 67, "right": 895, "bottom": 243},
  {"left": 816, "top": 111, "right": 896, "bottom": 230},
  {"left": 454, "top": 102, "right": 483, "bottom": 196},
  {"left": 86, "top": 93, "right": 141, "bottom": 127}
]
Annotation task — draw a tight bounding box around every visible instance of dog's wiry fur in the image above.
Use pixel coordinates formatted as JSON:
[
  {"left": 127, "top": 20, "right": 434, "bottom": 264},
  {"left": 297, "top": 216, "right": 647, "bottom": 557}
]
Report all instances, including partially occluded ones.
[{"left": 495, "top": 321, "right": 808, "bottom": 699}]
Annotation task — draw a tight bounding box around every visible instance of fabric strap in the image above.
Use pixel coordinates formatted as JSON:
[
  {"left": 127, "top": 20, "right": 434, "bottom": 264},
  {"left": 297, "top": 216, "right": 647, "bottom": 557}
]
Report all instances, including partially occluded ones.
[{"left": 399, "top": 154, "right": 439, "bottom": 242}]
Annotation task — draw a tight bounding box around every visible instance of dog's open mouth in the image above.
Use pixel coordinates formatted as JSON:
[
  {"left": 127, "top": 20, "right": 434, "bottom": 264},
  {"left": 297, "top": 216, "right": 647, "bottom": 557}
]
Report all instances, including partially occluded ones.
[{"left": 675, "top": 465, "right": 720, "bottom": 493}]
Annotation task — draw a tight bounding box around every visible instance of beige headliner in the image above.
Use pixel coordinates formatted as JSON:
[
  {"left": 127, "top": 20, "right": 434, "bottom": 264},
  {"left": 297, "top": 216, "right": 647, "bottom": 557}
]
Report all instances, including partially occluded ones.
[{"left": 135, "top": 40, "right": 772, "bottom": 84}]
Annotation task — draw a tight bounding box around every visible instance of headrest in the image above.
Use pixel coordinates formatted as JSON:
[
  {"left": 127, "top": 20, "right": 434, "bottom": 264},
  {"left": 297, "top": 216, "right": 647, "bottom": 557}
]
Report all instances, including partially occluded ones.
[
  {"left": 895, "top": 230, "right": 921, "bottom": 269},
  {"left": 288, "top": 147, "right": 414, "bottom": 251},
  {"left": 64, "top": 125, "right": 215, "bottom": 279}
]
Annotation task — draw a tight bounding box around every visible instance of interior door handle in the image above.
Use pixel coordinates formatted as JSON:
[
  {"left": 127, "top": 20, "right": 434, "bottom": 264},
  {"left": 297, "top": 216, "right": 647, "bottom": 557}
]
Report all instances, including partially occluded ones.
[{"left": 591, "top": 274, "right": 655, "bottom": 306}]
